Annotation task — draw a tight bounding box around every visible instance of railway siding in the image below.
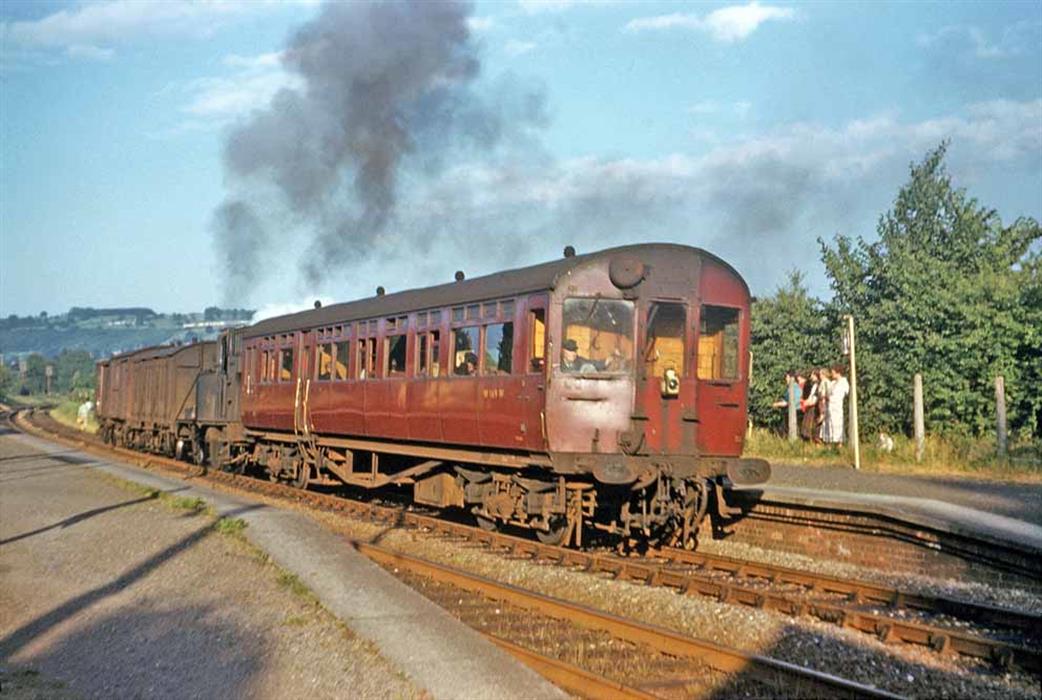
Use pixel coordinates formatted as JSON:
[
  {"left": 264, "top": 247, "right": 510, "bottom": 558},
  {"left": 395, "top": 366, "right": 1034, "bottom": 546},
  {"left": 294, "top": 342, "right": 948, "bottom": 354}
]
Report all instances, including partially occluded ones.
[{"left": 712, "top": 487, "right": 1042, "bottom": 590}]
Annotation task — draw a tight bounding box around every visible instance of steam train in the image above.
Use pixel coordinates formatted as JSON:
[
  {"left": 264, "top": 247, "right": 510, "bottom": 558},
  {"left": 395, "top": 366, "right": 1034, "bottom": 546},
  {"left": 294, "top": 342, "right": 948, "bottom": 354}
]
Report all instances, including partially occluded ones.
[{"left": 96, "top": 244, "right": 769, "bottom": 547}]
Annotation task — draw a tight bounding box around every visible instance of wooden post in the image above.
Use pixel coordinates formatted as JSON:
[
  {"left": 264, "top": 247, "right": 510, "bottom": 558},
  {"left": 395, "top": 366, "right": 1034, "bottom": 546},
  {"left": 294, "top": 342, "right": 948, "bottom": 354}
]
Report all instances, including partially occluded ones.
[
  {"left": 787, "top": 378, "right": 798, "bottom": 443},
  {"left": 846, "top": 315, "right": 861, "bottom": 471},
  {"left": 913, "top": 373, "right": 925, "bottom": 463},
  {"left": 995, "top": 376, "right": 1008, "bottom": 458}
]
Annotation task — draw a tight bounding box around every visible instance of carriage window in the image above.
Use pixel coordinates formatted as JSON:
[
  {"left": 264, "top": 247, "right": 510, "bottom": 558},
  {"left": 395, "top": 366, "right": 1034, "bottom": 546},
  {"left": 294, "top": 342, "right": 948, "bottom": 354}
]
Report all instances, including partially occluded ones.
[
  {"left": 418, "top": 333, "right": 429, "bottom": 375},
  {"left": 334, "top": 341, "right": 349, "bottom": 380},
  {"left": 453, "top": 326, "right": 480, "bottom": 375},
  {"left": 645, "top": 303, "right": 686, "bottom": 377},
  {"left": 385, "top": 335, "right": 407, "bottom": 377},
  {"left": 260, "top": 350, "right": 269, "bottom": 382},
  {"left": 317, "top": 343, "right": 333, "bottom": 380},
  {"left": 483, "top": 322, "right": 513, "bottom": 375},
  {"left": 698, "top": 306, "right": 740, "bottom": 380},
  {"left": 357, "top": 338, "right": 376, "bottom": 379},
  {"left": 561, "top": 298, "right": 634, "bottom": 374},
  {"left": 279, "top": 348, "right": 294, "bottom": 382},
  {"left": 417, "top": 331, "right": 441, "bottom": 377},
  {"left": 529, "top": 308, "right": 545, "bottom": 372}
]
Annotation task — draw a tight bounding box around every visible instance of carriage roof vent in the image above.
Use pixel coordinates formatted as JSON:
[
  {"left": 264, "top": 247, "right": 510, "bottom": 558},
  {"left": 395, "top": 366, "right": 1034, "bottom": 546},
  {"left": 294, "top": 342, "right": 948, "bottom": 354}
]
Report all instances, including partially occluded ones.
[
  {"left": 314, "top": 300, "right": 322, "bottom": 309},
  {"left": 455, "top": 270, "right": 465, "bottom": 282},
  {"left": 376, "top": 286, "right": 385, "bottom": 296},
  {"left": 563, "top": 245, "right": 576, "bottom": 258}
]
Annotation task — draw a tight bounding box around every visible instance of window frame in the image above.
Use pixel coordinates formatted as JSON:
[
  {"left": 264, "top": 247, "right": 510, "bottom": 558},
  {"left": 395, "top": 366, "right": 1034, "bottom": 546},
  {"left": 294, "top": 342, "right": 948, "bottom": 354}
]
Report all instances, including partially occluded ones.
[{"left": 696, "top": 304, "right": 742, "bottom": 383}]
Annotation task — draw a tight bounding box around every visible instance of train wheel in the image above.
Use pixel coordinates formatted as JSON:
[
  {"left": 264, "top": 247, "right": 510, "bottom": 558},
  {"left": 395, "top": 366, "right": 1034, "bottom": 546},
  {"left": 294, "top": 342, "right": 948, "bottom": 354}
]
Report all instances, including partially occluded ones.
[
  {"left": 535, "top": 517, "right": 568, "bottom": 546},
  {"left": 292, "top": 462, "right": 310, "bottom": 489},
  {"left": 475, "top": 514, "right": 498, "bottom": 532}
]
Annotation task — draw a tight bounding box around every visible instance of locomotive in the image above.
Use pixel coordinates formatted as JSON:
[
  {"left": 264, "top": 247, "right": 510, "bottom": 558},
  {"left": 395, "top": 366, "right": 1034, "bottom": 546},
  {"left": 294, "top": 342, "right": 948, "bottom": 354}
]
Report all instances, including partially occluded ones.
[{"left": 96, "top": 244, "right": 769, "bottom": 547}]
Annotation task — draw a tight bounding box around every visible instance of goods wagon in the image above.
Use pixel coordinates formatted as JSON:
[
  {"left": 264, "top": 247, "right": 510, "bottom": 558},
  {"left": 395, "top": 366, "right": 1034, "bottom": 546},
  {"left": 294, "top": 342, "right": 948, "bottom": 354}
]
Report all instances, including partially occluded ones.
[{"left": 97, "top": 341, "right": 219, "bottom": 461}]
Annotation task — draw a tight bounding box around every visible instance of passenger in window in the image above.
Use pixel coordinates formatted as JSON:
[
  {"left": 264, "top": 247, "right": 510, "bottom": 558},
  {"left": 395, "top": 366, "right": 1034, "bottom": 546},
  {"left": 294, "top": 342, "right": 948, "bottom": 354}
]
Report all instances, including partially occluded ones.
[
  {"left": 456, "top": 352, "right": 478, "bottom": 376},
  {"left": 561, "top": 339, "right": 599, "bottom": 373}
]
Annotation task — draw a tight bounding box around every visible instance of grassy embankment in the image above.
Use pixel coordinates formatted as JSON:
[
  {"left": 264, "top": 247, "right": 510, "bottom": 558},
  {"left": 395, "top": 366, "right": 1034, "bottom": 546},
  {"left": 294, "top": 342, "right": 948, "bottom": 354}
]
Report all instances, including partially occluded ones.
[
  {"left": 745, "top": 426, "right": 1042, "bottom": 483},
  {"left": 49, "top": 396, "right": 100, "bottom": 434}
]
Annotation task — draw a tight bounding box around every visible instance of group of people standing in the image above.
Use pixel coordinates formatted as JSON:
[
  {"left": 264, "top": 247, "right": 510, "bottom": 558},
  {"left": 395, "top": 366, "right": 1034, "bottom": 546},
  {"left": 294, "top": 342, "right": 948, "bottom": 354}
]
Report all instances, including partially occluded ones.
[{"left": 773, "top": 365, "right": 850, "bottom": 445}]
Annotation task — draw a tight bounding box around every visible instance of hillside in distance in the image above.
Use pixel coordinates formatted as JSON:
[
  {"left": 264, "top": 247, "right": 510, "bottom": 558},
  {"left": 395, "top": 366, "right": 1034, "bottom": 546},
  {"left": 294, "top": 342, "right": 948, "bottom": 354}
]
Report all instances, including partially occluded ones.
[{"left": 0, "top": 306, "right": 254, "bottom": 359}]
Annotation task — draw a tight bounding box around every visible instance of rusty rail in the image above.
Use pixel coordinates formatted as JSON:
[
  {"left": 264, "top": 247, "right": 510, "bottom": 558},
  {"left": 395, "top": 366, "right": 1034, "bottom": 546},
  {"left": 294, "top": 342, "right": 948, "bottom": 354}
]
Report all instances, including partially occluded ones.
[
  {"left": 12, "top": 407, "right": 1041, "bottom": 677},
  {"left": 358, "top": 541, "right": 904, "bottom": 699}
]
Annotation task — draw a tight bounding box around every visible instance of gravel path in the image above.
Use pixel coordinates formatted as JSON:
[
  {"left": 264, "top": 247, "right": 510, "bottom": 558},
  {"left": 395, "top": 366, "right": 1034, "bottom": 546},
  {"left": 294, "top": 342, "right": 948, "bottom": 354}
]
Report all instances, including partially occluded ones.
[
  {"left": 0, "top": 435, "right": 421, "bottom": 700},
  {"left": 766, "top": 462, "right": 1042, "bottom": 525}
]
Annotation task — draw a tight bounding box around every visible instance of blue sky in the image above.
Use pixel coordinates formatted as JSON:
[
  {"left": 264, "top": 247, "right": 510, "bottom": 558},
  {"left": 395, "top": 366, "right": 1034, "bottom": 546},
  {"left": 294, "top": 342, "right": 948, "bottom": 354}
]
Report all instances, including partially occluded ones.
[{"left": 2, "top": 0, "right": 1040, "bottom": 319}]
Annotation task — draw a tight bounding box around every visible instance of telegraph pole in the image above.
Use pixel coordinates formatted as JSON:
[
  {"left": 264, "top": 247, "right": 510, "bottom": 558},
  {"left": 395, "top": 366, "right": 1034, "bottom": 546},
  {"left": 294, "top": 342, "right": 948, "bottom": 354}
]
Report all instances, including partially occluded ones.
[{"left": 845, "top": 315, "right": 861, "bottom": 471}]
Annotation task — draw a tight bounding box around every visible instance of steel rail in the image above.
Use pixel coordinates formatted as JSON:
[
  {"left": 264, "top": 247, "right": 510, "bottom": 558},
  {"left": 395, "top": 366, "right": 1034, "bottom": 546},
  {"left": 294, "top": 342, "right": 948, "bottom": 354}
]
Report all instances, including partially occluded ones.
[
  {"left": 13, "top": 408, "right": 1040, "bottom": 676},
  {"left": 356, "top": 541, "right": 904, "bottom": 700},
  {"left": 655, "top": 547, "right": 1042, "bottom": 634},
  {"left": 487, "top": 636, "right": 658, "bottom": 700}
]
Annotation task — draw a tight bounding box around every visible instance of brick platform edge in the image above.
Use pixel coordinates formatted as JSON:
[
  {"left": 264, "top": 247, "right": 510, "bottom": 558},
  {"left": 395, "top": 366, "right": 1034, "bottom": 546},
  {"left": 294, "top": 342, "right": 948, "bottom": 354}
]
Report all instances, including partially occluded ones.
[{"left": 701, "top": 492, "right": 1042, "bottom": 592}]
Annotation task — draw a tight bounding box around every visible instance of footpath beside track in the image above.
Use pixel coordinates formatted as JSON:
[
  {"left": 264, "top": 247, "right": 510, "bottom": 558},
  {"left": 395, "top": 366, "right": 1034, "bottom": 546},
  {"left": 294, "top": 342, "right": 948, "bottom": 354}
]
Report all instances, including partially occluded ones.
[{"left": 9, "top": 407, "right": 1041, "bottom": 695}]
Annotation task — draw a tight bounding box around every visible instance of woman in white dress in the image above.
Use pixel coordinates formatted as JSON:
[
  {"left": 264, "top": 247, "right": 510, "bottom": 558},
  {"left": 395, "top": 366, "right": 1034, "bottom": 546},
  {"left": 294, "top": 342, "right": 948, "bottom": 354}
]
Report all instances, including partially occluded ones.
[
  {"left": 817, "top": 367, "right": 832, "bottom": 442},
  {"left": 826, "top": 365, "right": 849, "bottom": 444}
]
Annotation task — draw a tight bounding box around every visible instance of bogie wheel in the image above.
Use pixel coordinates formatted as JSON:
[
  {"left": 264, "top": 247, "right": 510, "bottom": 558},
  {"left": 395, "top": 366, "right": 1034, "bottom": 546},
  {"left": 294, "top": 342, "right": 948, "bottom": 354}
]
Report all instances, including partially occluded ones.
[
  {"left": 475, "top": 514, "right": 498, "bottom": 532},
  {"left": 535, "top": 517, "right": 568, "bottom": 546},
  {"left": 191, "top": 442, "right": 206, "bottom": 467},
  {"left": 292, "top": 462, "right": 310, "bottom": 490}
]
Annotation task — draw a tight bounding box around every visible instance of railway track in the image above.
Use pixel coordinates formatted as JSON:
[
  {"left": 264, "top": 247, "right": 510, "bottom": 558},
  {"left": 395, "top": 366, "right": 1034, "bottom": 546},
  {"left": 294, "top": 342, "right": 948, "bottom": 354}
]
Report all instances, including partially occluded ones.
[{"left": 9, "top": 407, "right": 1041, "bottom": 684}]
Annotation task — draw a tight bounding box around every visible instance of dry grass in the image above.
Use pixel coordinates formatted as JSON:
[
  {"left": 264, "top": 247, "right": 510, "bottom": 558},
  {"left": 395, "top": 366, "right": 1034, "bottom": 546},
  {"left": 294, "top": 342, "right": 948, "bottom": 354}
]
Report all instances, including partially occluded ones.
[
  {"left": 745, "top": 427, "right": 1042, "bottom": 483},
  {"left": 49, "top": 397, "right": 99, "bottom": 434}
]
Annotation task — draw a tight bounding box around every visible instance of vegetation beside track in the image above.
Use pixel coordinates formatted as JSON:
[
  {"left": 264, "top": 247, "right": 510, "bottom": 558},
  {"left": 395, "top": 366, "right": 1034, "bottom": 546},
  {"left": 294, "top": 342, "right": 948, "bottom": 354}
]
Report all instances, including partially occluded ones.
[{"left": 746, "top": 427, "right": 1042, "bottom": 482}]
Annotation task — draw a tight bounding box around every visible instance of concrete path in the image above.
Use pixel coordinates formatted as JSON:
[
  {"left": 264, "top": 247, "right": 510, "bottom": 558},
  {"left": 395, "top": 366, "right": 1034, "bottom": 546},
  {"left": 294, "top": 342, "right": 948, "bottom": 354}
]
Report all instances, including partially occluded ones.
[{"left": 2, "top": 430, "right": 565, "bottom": 700}]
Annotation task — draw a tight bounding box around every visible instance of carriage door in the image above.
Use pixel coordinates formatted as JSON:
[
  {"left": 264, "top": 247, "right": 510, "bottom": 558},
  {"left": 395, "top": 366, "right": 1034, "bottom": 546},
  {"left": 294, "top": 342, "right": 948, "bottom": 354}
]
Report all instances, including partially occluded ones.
[
  {"left": 296, "top": 331, "right": 315, "bottom": 436},
  {"left": 518, "top": 295, "right": 548, "bottom": 451},
  {"left": 638, "top": 301, "right": 694, "bottom": 455},
  {"left": 695, "top": 305, "right": 744, "bottom": 455}
]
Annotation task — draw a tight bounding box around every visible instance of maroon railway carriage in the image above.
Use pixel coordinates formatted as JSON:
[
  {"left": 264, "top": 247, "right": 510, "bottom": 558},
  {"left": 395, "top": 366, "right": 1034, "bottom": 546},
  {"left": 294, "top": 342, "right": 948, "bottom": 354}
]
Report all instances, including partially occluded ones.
[
  {"left": 96, "top": 341, "right": 220, "bottom": 460},
  {"left": 225, "top": 243, "right": 768, "bottom": 546}
]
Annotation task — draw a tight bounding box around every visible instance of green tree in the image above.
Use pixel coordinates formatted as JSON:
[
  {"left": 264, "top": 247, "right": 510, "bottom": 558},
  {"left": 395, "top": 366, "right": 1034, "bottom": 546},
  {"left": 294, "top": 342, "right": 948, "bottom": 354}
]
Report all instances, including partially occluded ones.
[
  {"left": 819, "top": 143, "right": 1041, "bottom": 437},
  {"left": 55, "top": 349, "right": 96, "bottom": 393},
  {"left": 22, "top": 353, "right": 48, "bottom": 394},
  {"left": 0, "top": 363, "right": 13, "bottom": 399},
  {"left": 748, "top": 270, "right": 832, "bottom": 428}
]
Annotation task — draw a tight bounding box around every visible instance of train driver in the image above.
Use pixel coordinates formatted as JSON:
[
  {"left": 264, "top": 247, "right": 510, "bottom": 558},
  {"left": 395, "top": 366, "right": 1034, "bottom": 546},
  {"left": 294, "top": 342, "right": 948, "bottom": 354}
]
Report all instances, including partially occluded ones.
[{"left": 562, "top": 339, "right": 598, "bottom": 373}]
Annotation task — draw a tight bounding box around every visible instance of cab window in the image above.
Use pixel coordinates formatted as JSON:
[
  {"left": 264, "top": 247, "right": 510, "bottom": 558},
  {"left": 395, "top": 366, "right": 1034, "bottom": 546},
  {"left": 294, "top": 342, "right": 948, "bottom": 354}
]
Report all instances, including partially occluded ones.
[
  {"left": 561, "top": 298, "right": 634, "bottom": 374},
  {"left": 698, "top": 306, "right": 740, "bottom": 380}
]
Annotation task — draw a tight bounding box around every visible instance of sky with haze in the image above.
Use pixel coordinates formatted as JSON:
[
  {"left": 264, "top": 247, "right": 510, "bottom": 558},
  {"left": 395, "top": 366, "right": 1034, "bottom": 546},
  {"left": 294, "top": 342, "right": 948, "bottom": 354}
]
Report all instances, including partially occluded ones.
[{"left": 1, "top": 0, "right": 1040, "bottom": 319}]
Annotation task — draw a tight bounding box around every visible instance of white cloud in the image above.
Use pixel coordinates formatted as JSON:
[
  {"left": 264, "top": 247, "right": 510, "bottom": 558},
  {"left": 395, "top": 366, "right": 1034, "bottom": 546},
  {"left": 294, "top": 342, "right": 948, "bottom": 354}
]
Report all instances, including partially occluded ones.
[
  {"left": 626, "top": 13, "right": 701, "bottom": 32},
  {"left": 152, "top": 52, "right": 302, "bottom": 135},
  {"left": 223, "top": 52, "right": 284, "bottom": 71},
  {"left": 519, "top": 0, "right": 598, "bottom": 14},
  {"left": 625, "top": 2, "right": 794, "bottom": 42},
  {"left": 1, "top": 0, "right": 312, "bottom": 63},
  {"left": 917, "top": 22, "right": 1041, "bottom": 60},
  {"left": 388, "top": 99, "right": 1041, "bottom": 298},
  {"left": 704, "top": 2, "right": 794, "bottom": 42},
  {"left": 65, "top": 44, "right": 115, "bottom": 62},
  {"left": 182, "top": 70, "right": 301, "bottom": 120},
  {"left": 466, "top": 16, "right": 496, "bottom": 33},
  {"left": 504, "top": 40, "right": 538, "bottom": 57}
]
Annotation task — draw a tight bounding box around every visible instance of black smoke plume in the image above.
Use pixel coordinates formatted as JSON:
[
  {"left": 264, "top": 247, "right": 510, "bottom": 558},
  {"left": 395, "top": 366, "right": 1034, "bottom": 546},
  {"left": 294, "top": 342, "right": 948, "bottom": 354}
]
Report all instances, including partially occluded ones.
[{"left": 213, "top": 0, "right": 545, "bottom": 301}]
